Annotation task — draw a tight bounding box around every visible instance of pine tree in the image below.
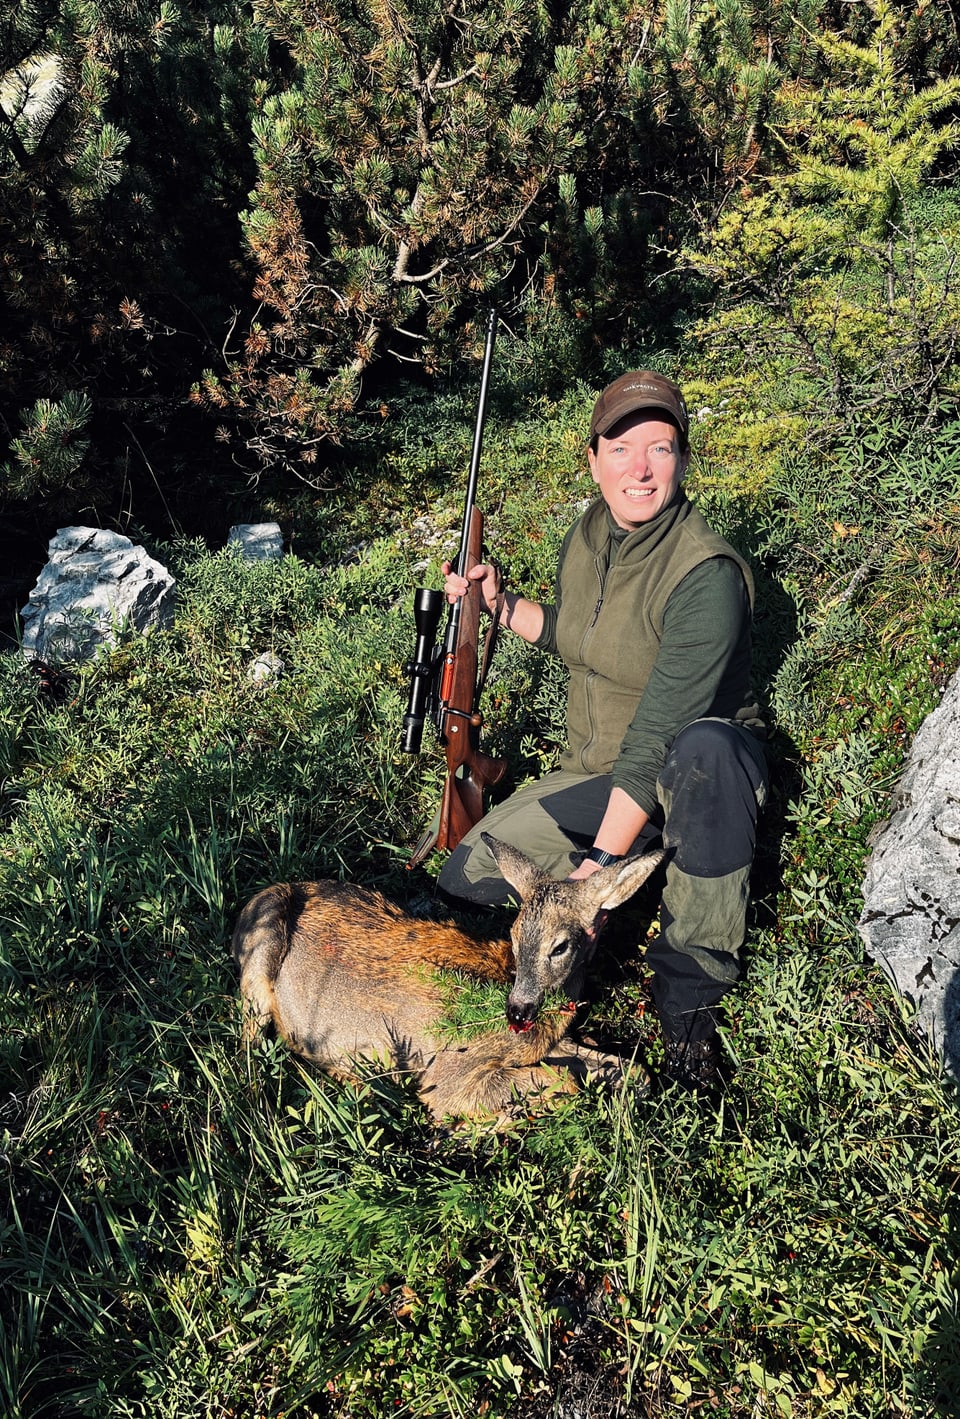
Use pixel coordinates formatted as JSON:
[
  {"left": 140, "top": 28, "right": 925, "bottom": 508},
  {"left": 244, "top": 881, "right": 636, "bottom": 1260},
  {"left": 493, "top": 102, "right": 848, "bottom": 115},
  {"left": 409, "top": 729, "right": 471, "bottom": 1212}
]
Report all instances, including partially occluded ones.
[
  {"left": 197, "top": 0, "right": 592, "bottom": 480},
  {"left": 2, "top": 393, "right": 94, "bottom": 501},
  {"left": 647, "top": 0, "right": 822, "bottom": 194},
  {"left": 0, "top": 1, "right": 261, "bottom": 512}
]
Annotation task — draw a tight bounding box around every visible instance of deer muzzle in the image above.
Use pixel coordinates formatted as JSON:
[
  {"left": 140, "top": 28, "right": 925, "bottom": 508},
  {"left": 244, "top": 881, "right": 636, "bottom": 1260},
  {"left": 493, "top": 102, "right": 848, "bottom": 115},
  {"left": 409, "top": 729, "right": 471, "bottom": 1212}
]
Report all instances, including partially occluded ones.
[{"left": 506, "top": 992, "right": 540, "bottom": 1031}]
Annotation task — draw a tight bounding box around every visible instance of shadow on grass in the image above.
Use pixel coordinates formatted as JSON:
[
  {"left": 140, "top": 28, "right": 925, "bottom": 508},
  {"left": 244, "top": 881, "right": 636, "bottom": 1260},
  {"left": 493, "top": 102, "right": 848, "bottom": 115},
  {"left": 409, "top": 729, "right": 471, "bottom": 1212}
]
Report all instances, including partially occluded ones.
[{"left": 922, "top": 1114, "right": 960, "bottom": 1415}]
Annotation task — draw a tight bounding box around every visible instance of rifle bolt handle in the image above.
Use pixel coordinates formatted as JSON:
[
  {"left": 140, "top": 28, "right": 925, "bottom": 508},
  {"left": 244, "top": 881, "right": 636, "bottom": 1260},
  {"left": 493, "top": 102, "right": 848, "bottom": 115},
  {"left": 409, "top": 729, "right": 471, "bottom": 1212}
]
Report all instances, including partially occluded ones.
[{"left": 445, "top": 707, "right": 483, "bottom": 728}]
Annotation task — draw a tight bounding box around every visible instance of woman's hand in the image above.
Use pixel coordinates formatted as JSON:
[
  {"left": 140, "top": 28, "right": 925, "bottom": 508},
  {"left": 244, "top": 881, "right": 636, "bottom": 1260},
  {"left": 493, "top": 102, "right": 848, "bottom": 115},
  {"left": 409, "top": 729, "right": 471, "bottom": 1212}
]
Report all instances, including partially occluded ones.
[
  {"left": 441, "top": 563, "right": 546, "bottom": 644},
  {"left": 567, "top": 857, "right": 604, "bottom": 880},
  {"left": 441, "top": 560, "right": 501, "bottom": 615}
]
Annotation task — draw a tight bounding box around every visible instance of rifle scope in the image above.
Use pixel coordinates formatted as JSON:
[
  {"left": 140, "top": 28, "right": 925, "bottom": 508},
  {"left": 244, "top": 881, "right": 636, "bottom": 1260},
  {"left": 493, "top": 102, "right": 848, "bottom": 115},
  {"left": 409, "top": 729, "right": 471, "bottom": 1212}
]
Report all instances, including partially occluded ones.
[{"left": 401, "top": 587, "right": 445, "bottom": 755}]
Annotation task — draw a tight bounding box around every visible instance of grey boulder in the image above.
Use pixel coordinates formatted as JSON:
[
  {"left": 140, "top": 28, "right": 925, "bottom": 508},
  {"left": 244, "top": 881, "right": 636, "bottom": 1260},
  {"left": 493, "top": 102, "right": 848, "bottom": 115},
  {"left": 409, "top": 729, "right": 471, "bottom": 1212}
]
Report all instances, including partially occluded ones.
[
  {"left": 21, "top": 526, "right": 175, "bottom": 664},
  {"left": 858, "top": 670, "right": 960, "bottom": 1077}
]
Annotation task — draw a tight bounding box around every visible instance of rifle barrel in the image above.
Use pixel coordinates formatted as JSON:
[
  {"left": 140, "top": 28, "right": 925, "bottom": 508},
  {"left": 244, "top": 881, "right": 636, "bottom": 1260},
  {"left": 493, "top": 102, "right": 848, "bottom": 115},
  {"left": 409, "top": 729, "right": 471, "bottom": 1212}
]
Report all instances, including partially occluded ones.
[
  {"left": 445, "top": 307, "right": 498, "bottom": 656},
  {"left": 455, "top": 306, "right": 498, "bottom": 579}
]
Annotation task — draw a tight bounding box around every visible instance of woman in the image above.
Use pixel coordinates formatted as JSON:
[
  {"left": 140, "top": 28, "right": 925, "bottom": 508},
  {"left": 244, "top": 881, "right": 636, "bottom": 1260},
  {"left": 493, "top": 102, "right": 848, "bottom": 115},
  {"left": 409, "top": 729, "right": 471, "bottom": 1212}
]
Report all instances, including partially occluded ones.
[{"left": 438, "top": 370, "right": 768, "bottom": 1092}]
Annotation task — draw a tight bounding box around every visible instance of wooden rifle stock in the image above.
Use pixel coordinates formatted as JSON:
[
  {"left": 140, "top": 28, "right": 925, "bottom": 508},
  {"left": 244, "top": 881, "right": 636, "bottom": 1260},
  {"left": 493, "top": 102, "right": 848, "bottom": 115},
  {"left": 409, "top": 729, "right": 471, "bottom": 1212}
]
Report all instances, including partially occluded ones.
[{"left": 432, "top": 507, "right": 509, "bottom": 857}]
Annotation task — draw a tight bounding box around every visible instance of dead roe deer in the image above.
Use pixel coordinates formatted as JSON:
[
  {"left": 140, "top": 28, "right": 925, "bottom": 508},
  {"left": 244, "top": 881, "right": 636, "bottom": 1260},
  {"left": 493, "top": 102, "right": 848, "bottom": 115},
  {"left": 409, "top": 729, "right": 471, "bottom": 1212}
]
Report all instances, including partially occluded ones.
[{"left": 232, "top": 833, "right": 664, "bottom": 1123}]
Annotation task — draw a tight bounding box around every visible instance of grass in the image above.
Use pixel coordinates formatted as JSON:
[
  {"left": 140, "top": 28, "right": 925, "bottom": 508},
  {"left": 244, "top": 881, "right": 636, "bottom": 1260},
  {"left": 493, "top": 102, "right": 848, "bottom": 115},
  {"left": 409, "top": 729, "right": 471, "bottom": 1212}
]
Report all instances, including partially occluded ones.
[{"left": 1, "top": 392, "right": 960, "bottom": 1418}]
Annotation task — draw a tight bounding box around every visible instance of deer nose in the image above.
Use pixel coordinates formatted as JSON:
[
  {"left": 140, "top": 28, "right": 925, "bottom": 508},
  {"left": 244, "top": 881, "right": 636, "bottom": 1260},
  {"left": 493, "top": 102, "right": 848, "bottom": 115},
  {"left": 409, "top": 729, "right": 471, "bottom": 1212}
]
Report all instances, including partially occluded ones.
[{"left": 506, "top": 994, "right": 538, "bottom": 1029}]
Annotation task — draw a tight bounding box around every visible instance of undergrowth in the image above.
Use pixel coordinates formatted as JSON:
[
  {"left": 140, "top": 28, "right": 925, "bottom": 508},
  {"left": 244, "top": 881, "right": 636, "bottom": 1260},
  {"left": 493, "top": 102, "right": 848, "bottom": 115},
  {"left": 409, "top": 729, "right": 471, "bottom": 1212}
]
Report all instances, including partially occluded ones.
[{"left": 1, "top": 393, "right": 959, "bottom": 1418}]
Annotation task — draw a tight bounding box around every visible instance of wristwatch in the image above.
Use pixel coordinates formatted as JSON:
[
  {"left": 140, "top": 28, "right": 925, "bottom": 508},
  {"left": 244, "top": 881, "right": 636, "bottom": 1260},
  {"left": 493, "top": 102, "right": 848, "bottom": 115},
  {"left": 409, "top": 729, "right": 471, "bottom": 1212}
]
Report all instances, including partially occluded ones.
[{"left": 584, "top": 846, "right": 623, "bottom": 867}]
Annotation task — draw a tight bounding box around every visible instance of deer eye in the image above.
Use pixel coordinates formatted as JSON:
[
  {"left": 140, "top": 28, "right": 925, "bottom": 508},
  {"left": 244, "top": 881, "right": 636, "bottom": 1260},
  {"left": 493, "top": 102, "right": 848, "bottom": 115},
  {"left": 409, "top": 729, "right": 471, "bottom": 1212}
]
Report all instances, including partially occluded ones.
[{"left": 550, "top": 938, "right": 571, "bottom": 960}]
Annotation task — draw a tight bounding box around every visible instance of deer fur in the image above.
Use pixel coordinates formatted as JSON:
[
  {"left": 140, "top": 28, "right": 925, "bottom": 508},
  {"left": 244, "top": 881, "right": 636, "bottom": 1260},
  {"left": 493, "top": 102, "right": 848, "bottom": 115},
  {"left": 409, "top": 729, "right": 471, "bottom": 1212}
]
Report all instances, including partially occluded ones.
[{"left": 232, "top": 833, "right": 664, "bottom": 1123}]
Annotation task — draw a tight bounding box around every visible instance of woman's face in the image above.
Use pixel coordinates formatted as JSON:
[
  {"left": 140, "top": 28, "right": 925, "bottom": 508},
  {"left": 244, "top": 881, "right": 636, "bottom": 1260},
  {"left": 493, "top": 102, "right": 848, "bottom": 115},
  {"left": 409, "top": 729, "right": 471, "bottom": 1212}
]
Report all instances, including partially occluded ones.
[{"left": 587, "top": 411, "right": 689, "bottom": 530}]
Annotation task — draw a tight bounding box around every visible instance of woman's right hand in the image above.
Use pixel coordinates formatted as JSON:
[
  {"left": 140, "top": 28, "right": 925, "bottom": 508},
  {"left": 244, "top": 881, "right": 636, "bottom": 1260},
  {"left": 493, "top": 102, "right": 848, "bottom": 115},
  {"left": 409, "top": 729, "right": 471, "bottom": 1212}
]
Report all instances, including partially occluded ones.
[{"left": 441, "top": 560, "right": 501, "bottom": 614}]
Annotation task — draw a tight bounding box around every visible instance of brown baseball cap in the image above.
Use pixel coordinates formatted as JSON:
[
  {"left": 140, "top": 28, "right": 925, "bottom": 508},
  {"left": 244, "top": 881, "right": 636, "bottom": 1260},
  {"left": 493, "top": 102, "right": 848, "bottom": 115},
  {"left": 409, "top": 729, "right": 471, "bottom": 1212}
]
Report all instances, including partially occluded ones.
[{"left": 588, "top": 371, "right": 689, "bottom": 448}]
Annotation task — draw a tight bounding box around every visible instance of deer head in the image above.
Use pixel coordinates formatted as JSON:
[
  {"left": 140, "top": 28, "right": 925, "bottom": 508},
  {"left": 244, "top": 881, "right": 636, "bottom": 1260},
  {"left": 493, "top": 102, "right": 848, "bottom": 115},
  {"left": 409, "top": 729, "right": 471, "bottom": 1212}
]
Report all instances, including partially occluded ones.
[{"left": 481, "top": 833, "right": 664, "bottom": 1030}]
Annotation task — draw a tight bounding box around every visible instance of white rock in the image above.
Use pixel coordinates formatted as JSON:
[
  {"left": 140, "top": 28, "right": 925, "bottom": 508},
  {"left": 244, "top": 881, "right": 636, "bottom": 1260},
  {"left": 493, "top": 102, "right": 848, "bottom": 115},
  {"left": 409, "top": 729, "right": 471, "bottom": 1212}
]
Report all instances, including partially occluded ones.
[
  {"left": 0, "top": 53, "right": 64, "bottom": 135},
  {"left": 21, "top": 526, "right": 175, "bottom": 664},
  {"left": 247, "top": 652, "right": 284, "bottom": 683},
  {"left": 858, "top": 670, "right": 960, "bottom": 1076},
  {"left": 228, "top": 523, "right": 284, "bottom": 560}
]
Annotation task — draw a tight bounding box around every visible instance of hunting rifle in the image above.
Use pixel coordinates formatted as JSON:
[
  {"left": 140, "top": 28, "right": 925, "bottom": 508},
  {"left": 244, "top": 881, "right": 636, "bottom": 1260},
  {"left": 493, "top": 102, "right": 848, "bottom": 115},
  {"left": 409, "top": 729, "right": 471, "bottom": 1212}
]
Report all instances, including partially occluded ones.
[{"left": 402, "top": 307, "right": 509, "bottom": 867}]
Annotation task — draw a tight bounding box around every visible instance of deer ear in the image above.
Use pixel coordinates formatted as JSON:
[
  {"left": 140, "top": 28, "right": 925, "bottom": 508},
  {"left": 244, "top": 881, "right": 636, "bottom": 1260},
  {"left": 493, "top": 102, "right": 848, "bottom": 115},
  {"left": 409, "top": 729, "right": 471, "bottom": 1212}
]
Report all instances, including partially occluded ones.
[
  {"left": 587, "top": 848, "right": 666, "bottom": 911},
  {"left": 481, "top": 833, "right": 548, "bottom": 901}
]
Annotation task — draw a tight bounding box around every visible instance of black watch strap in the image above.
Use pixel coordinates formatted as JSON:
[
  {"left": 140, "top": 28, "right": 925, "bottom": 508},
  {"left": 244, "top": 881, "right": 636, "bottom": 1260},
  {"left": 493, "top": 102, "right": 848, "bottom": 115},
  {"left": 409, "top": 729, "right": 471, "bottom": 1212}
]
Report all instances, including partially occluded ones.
[{"left": 585, "top": 847, "right": 623, "bottom": 867}]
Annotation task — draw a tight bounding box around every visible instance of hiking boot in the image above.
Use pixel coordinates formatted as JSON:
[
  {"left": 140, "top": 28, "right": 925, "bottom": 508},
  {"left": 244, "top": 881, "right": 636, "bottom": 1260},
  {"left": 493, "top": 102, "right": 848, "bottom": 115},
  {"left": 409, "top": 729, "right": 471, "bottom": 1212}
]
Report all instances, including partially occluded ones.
[{"left": 661, "top": 1034, "right": 722, "bottom": 1094}]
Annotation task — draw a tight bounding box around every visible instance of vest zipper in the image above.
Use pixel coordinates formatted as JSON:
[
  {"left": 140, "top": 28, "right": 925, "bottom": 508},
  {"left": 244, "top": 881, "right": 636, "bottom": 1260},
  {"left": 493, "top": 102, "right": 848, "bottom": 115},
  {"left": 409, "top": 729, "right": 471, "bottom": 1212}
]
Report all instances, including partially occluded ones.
[{"left": 579, "top": 553, "right": 607, "bottom": 659}]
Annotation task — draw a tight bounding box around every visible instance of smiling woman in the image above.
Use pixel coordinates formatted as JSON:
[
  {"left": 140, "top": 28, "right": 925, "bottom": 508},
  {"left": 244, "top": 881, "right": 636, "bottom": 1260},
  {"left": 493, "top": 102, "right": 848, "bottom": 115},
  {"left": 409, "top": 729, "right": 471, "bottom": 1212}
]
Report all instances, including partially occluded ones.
[{"left": 438, "top": 368, "right": 768, "bottom": 1092}]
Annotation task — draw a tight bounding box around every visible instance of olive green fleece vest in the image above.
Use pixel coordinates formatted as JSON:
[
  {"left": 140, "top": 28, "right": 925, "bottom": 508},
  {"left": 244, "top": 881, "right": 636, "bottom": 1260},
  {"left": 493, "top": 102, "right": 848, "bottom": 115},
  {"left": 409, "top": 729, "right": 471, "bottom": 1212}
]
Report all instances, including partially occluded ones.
[{"left": 555, "top": 493, "right": 756, "bottom": 775}]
